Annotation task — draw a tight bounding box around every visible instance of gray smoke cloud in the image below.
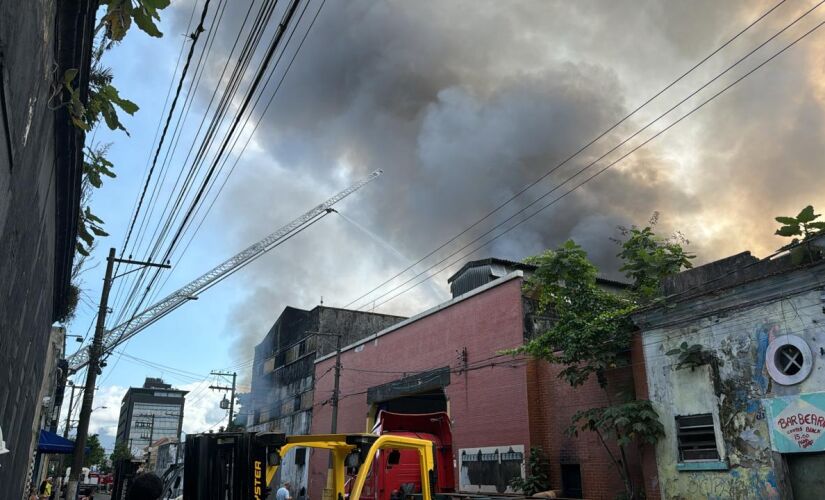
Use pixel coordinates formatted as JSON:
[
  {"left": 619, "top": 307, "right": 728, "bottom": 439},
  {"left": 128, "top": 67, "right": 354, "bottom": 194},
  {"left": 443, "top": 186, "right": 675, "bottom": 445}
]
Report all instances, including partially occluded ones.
[{"left": 164, "top": 0, "right": 825, "bottom": 372}]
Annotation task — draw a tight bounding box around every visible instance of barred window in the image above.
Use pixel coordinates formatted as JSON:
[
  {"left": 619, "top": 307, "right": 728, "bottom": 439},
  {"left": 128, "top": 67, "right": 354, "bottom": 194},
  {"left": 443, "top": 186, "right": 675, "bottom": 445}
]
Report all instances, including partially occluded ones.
[{"left": 676, "top": 414, "right": 719, "bottom": 461}]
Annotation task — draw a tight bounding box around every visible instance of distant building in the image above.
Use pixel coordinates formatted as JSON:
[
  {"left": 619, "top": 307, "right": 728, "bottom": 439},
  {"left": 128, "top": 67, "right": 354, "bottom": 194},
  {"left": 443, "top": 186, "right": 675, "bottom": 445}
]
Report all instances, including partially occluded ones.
[
  {"left": 143, "top": 437, "right": 179, "bottom": 476},
  {"left": 115, "top": 378, "right": 187, "bottom": 457},
  {"left": 249, "top": 305, "right": 405, "bottom": 492},
  {"left": 634, "top": 237, "right": 825, "bottom": 499},
  {"left": 28, "top": 327, "right": 68, "bottom": 488}
]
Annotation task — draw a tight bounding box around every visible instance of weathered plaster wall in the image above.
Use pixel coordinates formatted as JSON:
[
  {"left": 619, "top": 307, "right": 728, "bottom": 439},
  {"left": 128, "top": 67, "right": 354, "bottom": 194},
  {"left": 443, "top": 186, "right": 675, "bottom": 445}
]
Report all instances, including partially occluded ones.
[{"left": 642, "top": 288, "right": 825, "bottom": 499}]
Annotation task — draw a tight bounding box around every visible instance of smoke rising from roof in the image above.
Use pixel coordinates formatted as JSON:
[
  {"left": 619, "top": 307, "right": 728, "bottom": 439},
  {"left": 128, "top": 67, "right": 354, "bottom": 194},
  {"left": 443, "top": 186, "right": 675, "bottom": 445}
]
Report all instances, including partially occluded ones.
[{"left": 163, "top": 1, "right": 825, "bottom": 370}]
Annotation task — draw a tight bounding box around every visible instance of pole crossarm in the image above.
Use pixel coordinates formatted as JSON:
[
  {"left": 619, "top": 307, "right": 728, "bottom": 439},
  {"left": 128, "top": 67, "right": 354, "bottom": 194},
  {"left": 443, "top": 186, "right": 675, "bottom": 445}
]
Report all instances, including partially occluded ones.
[{"left": 67, "top": 170, "right": 382, "bottom": 371}]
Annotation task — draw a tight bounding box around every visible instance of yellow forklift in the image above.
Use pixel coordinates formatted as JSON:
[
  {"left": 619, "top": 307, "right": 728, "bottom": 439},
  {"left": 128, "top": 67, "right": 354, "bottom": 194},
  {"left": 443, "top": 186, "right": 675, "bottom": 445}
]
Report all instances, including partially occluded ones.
[{"left": 183, "top": 431, "right": 436, "bottom": 499}]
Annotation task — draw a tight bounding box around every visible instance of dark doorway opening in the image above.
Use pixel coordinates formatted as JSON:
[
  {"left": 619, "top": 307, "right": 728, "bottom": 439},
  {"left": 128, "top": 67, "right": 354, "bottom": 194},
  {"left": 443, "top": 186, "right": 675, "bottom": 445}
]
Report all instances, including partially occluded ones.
[
  {"left": 375, "top": 389, "right": 447, "bottom": 414},
  {"left": 787, "top": 452, "right": 825, "bottom": 500},
  {"left": 561, "top": 463, "right": 583, "bottom": 498}
]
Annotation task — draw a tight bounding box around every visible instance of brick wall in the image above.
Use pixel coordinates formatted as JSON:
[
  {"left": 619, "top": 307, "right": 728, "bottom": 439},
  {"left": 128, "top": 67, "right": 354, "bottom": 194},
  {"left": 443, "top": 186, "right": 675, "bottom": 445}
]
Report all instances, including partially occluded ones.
[
  {"left": 306, "top": 275, "right": 652, "bottom": 499},
  {"left": 309, "top": 277, "right": 531, "bottom": 496},
  {"left": 528, "top": 359, "right": 645, "bottom": 499}
]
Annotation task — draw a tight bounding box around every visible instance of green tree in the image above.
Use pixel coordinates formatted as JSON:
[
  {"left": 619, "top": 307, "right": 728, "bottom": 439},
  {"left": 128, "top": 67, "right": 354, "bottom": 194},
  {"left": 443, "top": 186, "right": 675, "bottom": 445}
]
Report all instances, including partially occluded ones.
[
  {"left": 515, "top": 221, "right": 692, "bottom": 499},
  {"left": 509, "top": 447, "right": 550, "bottom": 495},
  {"left": 84, "top": 434, "right": 106, "bottom": 467},
  {"left": 54, "top": 0, "right": 170, "bottom": 323},
  {"left": 110, "top": 441, "right": 133, "bottom": 464}
]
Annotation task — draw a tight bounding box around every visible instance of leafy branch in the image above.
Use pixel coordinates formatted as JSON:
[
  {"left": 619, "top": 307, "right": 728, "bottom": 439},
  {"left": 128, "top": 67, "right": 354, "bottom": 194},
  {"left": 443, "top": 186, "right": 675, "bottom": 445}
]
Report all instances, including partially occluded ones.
[
  {"left": 508, "top": 447, "right": 550, "bottom": 495},
  {"left": 100, "top": 0, "right": 171, "bottom": 41},
  {"left": 775, "top": 205, "right": 825, "bottom": 264}
]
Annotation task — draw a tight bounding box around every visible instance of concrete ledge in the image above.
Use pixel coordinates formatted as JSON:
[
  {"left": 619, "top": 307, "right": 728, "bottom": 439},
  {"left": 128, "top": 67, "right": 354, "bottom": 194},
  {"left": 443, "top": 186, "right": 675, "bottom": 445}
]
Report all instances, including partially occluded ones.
[{"left": 676, "top": 460, "right": 729, "bottom": 472}]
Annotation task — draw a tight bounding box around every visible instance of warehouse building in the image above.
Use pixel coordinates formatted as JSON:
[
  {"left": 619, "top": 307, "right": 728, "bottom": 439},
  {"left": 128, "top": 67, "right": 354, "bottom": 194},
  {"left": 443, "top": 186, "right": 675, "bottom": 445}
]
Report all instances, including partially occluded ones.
[{"left": 309, "top": 258, "right": 645, "bottom": 498}]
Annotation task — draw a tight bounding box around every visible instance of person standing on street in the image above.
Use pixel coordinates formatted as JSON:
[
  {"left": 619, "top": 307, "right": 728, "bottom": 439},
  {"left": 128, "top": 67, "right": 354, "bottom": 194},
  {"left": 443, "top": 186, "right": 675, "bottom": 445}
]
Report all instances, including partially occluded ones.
[
  {"left": 38, "top": 477, "right": 52, "bottom": 500},
  {"left": 276, "top": 481, "right": 292, "bottom": 500}
]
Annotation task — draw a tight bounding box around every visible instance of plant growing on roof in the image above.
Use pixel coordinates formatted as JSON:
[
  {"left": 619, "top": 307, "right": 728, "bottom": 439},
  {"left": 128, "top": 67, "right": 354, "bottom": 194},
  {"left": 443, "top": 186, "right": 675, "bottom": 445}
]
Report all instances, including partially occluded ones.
[{"left": 775, "top": 205, "right": 825, "bottom": 264}]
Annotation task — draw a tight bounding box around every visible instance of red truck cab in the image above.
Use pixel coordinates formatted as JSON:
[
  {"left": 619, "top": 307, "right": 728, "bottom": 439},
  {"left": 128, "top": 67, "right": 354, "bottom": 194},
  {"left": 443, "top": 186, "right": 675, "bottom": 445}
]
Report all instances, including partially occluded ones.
[{"left": 356, "top": 411, "right": 455, "bottom": 500}]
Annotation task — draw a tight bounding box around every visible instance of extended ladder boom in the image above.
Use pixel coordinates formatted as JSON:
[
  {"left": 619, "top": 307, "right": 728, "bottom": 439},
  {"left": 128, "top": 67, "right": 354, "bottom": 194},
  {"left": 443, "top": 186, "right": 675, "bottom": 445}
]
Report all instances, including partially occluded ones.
[{"left": 68, "top": 170, "right": 383, "bottom": 371}]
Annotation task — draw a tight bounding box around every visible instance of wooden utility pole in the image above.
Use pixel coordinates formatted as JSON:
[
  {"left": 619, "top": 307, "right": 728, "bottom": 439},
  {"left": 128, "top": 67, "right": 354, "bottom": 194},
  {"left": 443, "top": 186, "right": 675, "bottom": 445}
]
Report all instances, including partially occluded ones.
[
  {"left": 66, "top": 248, "right": 170, "bottom": 499},
  {"left": 210, "top": 371, "right": 237, "bottom": 428}
]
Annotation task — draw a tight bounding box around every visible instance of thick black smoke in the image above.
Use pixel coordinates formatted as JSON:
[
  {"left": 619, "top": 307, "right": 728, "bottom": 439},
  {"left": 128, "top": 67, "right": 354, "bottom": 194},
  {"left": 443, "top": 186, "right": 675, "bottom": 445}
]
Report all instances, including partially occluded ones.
[{"left": 165, "top": 1, "right": 825, "bottom": 367}]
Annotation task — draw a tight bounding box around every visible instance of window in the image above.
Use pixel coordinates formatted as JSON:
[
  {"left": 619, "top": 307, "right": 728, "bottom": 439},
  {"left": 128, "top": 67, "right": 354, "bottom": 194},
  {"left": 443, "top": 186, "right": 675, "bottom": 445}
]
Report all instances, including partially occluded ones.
[
  {"left": 294, "top": 447, "right": 306, "bottom": 466},
  {"left": 777, "top": 345, "right": 803, "bottom": 375},
  {"left": 766, "top": 335, "right": 813, "bottom": 385},
  {"left": 676, "top": 414, "right": 719, "bottom": 461}
]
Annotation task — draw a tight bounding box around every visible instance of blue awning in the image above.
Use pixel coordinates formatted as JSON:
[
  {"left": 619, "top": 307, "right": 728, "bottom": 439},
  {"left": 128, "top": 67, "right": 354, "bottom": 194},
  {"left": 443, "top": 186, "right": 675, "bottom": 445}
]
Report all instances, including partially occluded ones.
[{"left": 37, "top": 430, "right": 75, "bottom": 454}]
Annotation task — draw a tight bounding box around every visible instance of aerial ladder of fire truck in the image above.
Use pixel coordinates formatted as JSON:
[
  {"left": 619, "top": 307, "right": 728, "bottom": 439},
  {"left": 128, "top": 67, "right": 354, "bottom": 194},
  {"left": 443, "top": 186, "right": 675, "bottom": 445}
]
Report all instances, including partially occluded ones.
[{"left": 66, "top": 169, "right": 383, "bottom": 372}]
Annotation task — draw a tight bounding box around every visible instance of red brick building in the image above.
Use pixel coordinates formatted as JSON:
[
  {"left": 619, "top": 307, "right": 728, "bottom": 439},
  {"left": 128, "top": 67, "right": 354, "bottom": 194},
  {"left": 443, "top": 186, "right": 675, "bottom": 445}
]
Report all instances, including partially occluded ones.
[{"left": 309, "top": 259, "right": 653, "bottom": 498}]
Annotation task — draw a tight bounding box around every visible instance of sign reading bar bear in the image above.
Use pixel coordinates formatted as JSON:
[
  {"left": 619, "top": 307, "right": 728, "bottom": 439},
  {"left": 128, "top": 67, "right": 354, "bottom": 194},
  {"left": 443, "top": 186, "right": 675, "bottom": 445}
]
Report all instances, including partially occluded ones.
[{"left": 765, "top": 392, "right": 825, "bottom": 453}]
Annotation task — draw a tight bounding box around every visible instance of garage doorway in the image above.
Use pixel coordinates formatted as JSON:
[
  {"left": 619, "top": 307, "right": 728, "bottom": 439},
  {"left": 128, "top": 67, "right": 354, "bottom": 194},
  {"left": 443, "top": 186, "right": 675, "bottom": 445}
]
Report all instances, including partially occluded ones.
[{"left": 375, "top": 389, "right": 447, "bottom": 414}]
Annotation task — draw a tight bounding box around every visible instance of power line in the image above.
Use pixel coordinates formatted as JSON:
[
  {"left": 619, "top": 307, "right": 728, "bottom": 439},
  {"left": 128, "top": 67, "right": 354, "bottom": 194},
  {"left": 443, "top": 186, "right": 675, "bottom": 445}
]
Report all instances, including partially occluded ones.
[
  {"left": 111, "top": 0, "right": 304, "bottom": 334},
  {"left": 149, "top": 0, "right": 326, "bottom": 302},
  {"left": 108, "top": 0, "right": 202, "bottom": 316},
  {"left": 340, "top": 0, "right": 792, "bottom": 311},
  {"left": 118, "top": 0, "right": 213, "bottom": 266},
  {"left": 363, "top": 6, "right": 825, "bottom": 312}
]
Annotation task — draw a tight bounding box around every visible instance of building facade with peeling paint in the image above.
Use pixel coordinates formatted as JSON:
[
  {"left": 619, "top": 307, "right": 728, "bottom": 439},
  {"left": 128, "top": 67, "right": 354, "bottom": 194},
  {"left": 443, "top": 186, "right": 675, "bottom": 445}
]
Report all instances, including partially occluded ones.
[{"left": 634, "top": 242, "right": 825, "bottom": 499}]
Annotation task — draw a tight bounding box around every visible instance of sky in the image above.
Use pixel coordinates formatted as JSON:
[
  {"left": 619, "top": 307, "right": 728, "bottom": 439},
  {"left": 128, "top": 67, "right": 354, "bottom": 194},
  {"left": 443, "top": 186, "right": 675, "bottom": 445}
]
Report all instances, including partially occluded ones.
[{"left": 60, "top": 0, "right": 825, "bottom": 452}]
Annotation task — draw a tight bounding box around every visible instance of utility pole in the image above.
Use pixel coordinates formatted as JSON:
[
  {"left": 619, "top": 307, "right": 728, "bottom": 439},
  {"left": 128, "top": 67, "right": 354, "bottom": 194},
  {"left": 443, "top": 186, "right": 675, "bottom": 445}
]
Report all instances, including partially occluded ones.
[
  {"left": 331, "top": 332, "right": 342, "bottom": 433},
  {"left": 307, "top": 309, "right": 343, "bottom": 433},
  {"left": 312, "top": 306, "right": 346, "bottom": 500},
  {"left": 67, "top": 248, "right": 170, "bottom": 499},
  {"left": 210, "top": 371, "right": 237, "bottom": 429},
  {"left": 63, "top": 383, "right": 81, "bottom": 438}
]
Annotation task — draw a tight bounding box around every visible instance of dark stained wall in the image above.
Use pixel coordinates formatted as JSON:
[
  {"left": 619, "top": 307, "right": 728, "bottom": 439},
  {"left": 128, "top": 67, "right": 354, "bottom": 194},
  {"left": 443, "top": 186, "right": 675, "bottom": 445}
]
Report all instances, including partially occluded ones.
[{"left": 0, "top": 0, "right": 91, "bottom": 493}]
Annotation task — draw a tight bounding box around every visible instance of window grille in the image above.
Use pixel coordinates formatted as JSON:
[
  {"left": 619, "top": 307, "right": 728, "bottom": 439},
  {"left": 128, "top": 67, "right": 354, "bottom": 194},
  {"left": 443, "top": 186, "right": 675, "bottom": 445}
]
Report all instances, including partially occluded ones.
[{"left": 676, "top": 414, "right": 719, "bottom": 461}]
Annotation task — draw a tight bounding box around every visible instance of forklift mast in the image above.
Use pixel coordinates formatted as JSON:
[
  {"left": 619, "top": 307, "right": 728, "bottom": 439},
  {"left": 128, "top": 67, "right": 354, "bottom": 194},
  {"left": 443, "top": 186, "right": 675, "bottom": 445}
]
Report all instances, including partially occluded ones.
[{"left": 184, "top": 431, "right": 285, "bottom": 499}]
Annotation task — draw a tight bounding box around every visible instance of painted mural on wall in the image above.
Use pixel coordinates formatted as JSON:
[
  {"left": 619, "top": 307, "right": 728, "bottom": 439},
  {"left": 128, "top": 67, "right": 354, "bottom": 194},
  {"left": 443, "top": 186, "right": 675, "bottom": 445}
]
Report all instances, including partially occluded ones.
[
  {"left": 459, "top": 445, "right": 524, "bottom": 494},
  {"left": 765, "top": 392, "right": 825, "bottom": 452}
]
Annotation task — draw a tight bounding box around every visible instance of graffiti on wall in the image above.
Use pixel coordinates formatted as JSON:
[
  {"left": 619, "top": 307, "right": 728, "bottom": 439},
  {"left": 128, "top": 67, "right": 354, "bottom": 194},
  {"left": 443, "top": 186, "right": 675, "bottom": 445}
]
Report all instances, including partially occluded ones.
[
  {"left": 675, "top": 469, "right": 778, "bottom": 500},
  {"left": 765, "top": 392, "right": 825, "bottom": 452},
  {"left": 459, "top": 445, "right": 524, "bottom": 494}
]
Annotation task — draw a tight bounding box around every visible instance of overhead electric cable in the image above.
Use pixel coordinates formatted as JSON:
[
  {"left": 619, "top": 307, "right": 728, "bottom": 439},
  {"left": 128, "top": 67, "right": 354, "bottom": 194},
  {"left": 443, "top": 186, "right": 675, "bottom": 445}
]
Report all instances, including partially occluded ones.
[
  {"left": 118, "top": 0, "right": 213, "bottom": 263},
  {"left": 149, "top": 0, "right": 326, "bottom": 300},
  {"left": 341, "top": 0, "right": 793, "bottom": 310},
  {"left": 119, "top": 0, "right": 305, "bottom": 324},
  {"left": 351, "top": 2, "right": 825, "bottom": 311},
  {"left": 363, "top": 8, "right": 825, "bottom": 311}
]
